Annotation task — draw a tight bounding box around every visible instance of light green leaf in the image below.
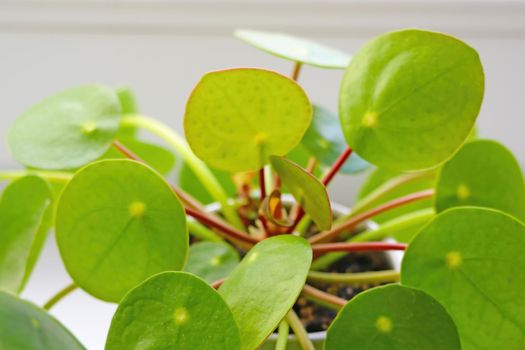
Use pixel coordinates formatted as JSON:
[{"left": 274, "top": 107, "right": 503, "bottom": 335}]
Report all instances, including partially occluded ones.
[
  {"left": 56, "top": 159, "right": 188, "bottom": 302},
  {"left": 435, "top": 139, "right": 525, "bottom": 221},
  {"left": 8, "top": 85, "right": 121, "bottom": 170},
  {"left": 301, "top": 105, "right": 369, "bottom": 174},
  {"left": 270, "top": 156, "right": 332, "bottom": 230},
  {"left": 0, "top": 291, "right": 85, "bottom": 349},
  {"left": 234, "top": 29, "right": 351, "bottom": 69},
  {"left": 219, "top": 235, "right": 312, "bottom": 350},
  {"left": 339, "top": 29, "right": 484, "bottom": 171},
  {"left": 0, "top": 176, "right": 53, "bottom": 293},
  {"left": 184, "top": 68, "right": 312, "bottom": 172},
  {"left": 106, "top": 272, "right": 240, "bottom": 350},
  {"left": 184, "top": 242, "right": 239, "bottom": 283},
  {"left": 116, "top": 87, "right": 139, "bottom": 115},
  {"left": 402, "top": 207, "right": 525, "bottom": 350},
  {"left": 178, "top": 162, "right": 235, "bottom": 204},
  {"left": 326, "top": 284, "right": 460, "bottom": 350}
]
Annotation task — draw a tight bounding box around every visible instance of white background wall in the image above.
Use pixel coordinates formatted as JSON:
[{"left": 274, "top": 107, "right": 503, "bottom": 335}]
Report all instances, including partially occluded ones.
[{"left": 1, "top": 1, "right": 525, "bottom": 349}]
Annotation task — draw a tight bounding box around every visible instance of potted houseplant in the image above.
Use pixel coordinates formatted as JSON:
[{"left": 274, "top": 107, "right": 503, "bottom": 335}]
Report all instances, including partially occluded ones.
[{"left": 1, "top": 27, "right": 524, "bottom": 350}]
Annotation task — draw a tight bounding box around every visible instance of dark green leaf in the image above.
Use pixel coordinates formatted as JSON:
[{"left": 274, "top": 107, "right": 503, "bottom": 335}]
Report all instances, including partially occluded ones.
[
  {"left": 339, "top": 29, "right": 484, "bottom": 171},
  {"left": 326, "top": 284, "right": 460, "bottom": 350},
  {"left": 402, "top": 207, "right": 525, "bottom": 350},
  {"left": 56, "top": 159, "right": 188, "bottom": 302},
  {"left": 106, "top": 272, "right": 240, "bottom": 350}
]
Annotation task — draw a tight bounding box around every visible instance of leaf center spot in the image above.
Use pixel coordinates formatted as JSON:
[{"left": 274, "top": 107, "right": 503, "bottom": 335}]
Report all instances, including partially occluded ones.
[
  {"left": 173, "top": 307, "right": 189, "bottom": 325},
  {"left": 129, "top": 201, "right": 147, "bottom": 218},
  {"left": 211, "top": 256, "right": 221, "bottom": 266},
  {"left": 247, "top": 252, "right": 259, "bottom": 263},
  {"left": 375, "top": 315, "right": 392, "bottom": 333},
  {"left": 446, "top": 251, "right": 462, "bottom": 269},
  {"left": 81, "top": 121, "right": 98, "bottom": 134},
  {"left": 31, "top": 318, "right": 40, "bottom": 329},
  {"left": 456, "top": 184, "right": 471, "bottom": 200},
  {"left": 254, "top": 132, "right": 268, "bottom": 145},
  {"left": 362, "top": 111, "right": 378, "bottom": 128}
]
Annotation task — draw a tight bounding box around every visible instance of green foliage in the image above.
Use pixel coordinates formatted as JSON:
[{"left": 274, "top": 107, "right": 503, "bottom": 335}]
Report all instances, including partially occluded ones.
[
  {"left": 178, "top": 162, "right": 236, "bottom": 204},
  {"left": 339, "top": 29, "right": 484, "bottom": 171},
  {"left": 219, "top": 235, "right": 312, "bottom": 350},
  {"left": 0, "top": 176, "right": 53, "bottom": 293},
  {"left": 270, "top": 156, "right": 332, "bottom": 230},
  {"left": 301, "top": 105, "right": 369, "bottom": 174},
  {"left": 106, "top": 272, "right": 240, "bottom": 350},
  {"left": 55, "top": 159, "right": 188, "bottom": 302},
  {"left": 184, "top": 68, "right": 312, "bottom": 172},
  {"left": 435, "top": 139, "right": 525, "bottom": 220},
  {"left": 184, "top": 242, "right": 239, "bottom": 283},
  {"left": 402, "top": 207, "right": 525, "bottom": 350},
  {"left": 234, "top": 29, "right": 351, "bottom": 69},
  {"left": 8, "top": 85, "right": 121, "bottom": 169},
  {"left": 326, "top": 285, "right": 460, "bottom": 350},
  {"left": 0, "top": 291, "right": 85, "bottom": 349}
]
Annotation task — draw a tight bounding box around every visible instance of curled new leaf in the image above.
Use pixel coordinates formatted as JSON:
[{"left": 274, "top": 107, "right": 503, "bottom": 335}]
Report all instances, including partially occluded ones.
[
  {"left": 402, "top": 207, "right": 525, "bottom": 350},
  {"left": 184, "top": 68, "right": 312, "bottom": 172},
  {"left": 8, "top": 85, "right": 121, "bottom": 169},
  {"left": 339, "top": 29, "right": 484, "bottom": 171},
  {"left": 56, "top": 159, "right": 188, "bottom": 302},
  {"left": 326, "top": 285, "right": 460, "bottom": 350}
]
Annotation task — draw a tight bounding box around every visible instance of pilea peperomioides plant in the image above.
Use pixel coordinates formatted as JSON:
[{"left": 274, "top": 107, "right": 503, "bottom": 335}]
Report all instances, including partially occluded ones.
[{"left": 1, "top": 28, "right": 524, "bottom": 350}]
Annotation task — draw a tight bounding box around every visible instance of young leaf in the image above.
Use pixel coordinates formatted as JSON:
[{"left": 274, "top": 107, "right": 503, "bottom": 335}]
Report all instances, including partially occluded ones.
[
  {"left": 184, "top": 68, "right": 312, "bottom": 172},
  {"left": 178, "top": 162, "right": 236, "bottom": 204},
  {"left": 270, "top": 156, "right": 332, "bottom": 230},
  {"left": 234, "top": 29, "right": 351, "bottom": 69},
  {"left": 435, "top": 139, "right": 525, "bottom": 221},
  {"left": 339, "top": 29, "right": 484, "bottom": 171},
  {"left": 301, "top": 105, "right": 369, "bottom": 174},
  {"left": 402, "top": 207, "right": 525, "bottom": 350},
  {"left": 55, "top": 159, "right": 188, "bottom": 302},
  {"left": 8, "top": 85, "right": 121, "bottom": 170},
  {"left": 0, "top": 291, "right": 85, "bottom": 349},
  {"left": 184, "top": 242, "right": 239, "bottom": 283},
  {"left": 0, "top": 176, "right": 53, "bottom": 293},
  {"left": 106, "top": 272, "right": 240, "bottom": 350},
  {"left": 219, "top": 235, "right": 312, "bottom": 350},
  {"left": 325, "top": 285, "right": 460, "bottom": 350}
]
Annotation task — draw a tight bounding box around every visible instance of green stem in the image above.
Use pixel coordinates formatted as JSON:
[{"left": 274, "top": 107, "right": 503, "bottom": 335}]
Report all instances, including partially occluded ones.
[
  {"left": 336, "top": 171, "right": 434, "bottom": 224},
  {"left": 0, "top": 170, "right": 72, "bottom": 184},
  {"left": 285, "top": 309, "right": 315, "bottom": 350},
  {"left": 308, "top": 269, "right": 400, "bottom": 284},
  {"left": 187, "top": 220, "right": 223, "bottom": 242},
  {"left": 311, "top": 208, "right": 434, "bottom": 270},
  {"left": 275, "top": 320, "right": 290, "bottom": 350},
  {"left": 121, "top": 115, "right": 244, "bottom": 230},
  {"left": 43, "top": 283, "right": 77, "bottom": 310}
]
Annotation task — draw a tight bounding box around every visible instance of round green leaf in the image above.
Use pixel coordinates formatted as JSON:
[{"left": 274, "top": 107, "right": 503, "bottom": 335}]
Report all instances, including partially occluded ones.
[
  {"left": 435, "top": 139, "right": 525, "bottom": 221},
  {"left": 184, "top": 242, "right": 239, "bottom": 283},
  {"left": 56, "top": 159, "right": 188, "bottom": 302},
  {"left": 402, "top": 207, "right": 525, "bottom": 350},
  {"left": 234, "top": 29, "right": 351, "bottom": 69},
  {"left": 270, "top": 156, "right": 332, "bottom": 230},
  {"left": 301, "top": 105, "right": 369, "bottom": 174},
  {"left": 0, "top": 291, "right": 85, "bottom": 349},
  {"left": 8, "top": 85, "right": 121, "bottom": 170},
  {"left": 179, "top": 162, "right": 236, "bottom": 204},
  {"left": 219, "top": 235, "right": 312, "bottom": 350},
  {"left": 339, "top": 29, "right": 484, "bottom": 171},
  {"left": 326, "top": 284, "right": 460, "bottom": 350},
  {"left": 184, "top": 68, "right": 312, "bottom": 172},
  {"left": 0, "top": 176, "right": 53, "bottom": 294},
  {"left": 106, "top": 272, "right": 240, "bottom": 350}
]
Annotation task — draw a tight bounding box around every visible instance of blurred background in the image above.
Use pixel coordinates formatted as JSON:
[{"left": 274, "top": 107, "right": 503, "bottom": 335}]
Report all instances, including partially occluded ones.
[{"left": 1, "top": 0, "right": 524, "bottom": 348}]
